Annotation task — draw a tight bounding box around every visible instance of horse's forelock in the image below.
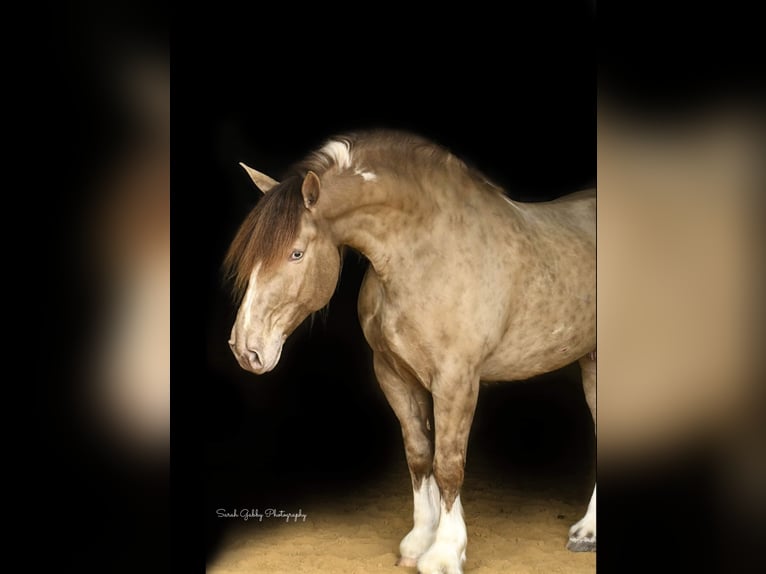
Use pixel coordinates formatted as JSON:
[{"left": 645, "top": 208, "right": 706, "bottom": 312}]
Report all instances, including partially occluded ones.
[{"left": 223, "top": 175, "right": 305, "bottom": 301}]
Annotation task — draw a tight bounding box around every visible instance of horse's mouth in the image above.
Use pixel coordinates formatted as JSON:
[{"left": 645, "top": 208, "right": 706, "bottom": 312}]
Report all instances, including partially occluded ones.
[
  {"left": 249, "top": 342, "right": 283, "bottom": 375},
  {"left": 230, "top": 340, "right": 284, "bottom": 375}
]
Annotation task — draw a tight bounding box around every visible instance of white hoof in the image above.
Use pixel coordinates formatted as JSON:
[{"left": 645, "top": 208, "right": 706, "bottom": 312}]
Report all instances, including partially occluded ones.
[
  {"left": 396, "top": 556, "right": 418, "bottom": 568},
  {"left": 399, "top": 527, "right": 436, "bottom": 566},
  {"left": 416, "top": 542, "right": 465, "bottom": 574}
]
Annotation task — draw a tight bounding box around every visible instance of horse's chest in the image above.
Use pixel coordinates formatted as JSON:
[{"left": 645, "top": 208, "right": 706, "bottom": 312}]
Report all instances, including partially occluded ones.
[{"left": 358, "top": 274, "right": 436, "bottom": 386}]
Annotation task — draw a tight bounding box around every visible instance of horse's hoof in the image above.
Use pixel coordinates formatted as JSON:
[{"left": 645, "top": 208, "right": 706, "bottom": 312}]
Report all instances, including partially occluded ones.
[
  {"left": 567, "top": 534, "right": 596, "bottom": 552},
  {"left": 568, "top": 506, "right": 596, "bottom": 552},
  {"left": 396, "top": 556, "right": 418, "bottom": 567},
  {"left": 416, "top": 542, "right": 465, "bottom": 574}
]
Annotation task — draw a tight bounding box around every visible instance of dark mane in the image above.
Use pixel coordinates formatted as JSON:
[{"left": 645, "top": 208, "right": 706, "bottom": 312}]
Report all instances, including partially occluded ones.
[
  {"left": 223, "top": 174, "right": 306, "bottom": 301},
  {"left": 223, "top": 129, "right": 475, "bottom": 301}
]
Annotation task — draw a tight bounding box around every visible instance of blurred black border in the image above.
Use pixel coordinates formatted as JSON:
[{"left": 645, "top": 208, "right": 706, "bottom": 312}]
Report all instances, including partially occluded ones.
[
  {"left": 28, "top": 2, "right": 172, "bottom": 573},
  {"left": 598, "top": 2, "right": 765, "bottom": 572}
]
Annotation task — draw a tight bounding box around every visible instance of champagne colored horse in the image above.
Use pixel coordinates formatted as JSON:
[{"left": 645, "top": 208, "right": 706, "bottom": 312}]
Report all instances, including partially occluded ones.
[{"left": 225, "top": 131, "right": 596, "bottom": 573}]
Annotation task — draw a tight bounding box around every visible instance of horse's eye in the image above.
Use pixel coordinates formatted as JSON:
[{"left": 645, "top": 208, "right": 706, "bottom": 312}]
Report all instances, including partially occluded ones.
[{"left": 290, "top": 250, "right": 304, "bottom": 261}]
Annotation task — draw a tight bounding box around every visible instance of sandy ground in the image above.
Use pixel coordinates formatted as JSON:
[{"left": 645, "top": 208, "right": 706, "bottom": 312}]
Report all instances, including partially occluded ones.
[{"left": 207, "top": 463, "right": 596, "bottom": 574}]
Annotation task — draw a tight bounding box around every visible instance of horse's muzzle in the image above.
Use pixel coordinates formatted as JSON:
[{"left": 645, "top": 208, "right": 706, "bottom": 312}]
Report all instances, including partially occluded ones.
[{"left": 228, "top": 337, "right": 283, "bottom": 375}]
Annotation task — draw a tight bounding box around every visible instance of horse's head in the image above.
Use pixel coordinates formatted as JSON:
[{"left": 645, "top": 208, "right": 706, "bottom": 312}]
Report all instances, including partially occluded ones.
[{"left": 224, "top": 165, "right": 340, "bottom": 374}]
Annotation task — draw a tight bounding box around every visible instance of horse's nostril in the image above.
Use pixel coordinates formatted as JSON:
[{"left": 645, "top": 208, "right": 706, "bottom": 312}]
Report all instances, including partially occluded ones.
[{"left": 249, "top": 350, "right": 263, "bottom": 368}]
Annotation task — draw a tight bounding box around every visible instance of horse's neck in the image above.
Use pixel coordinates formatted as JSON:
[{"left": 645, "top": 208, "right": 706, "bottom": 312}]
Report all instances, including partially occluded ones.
[{"left": 323, "top": 173, "right": 437, "bottom": 279}]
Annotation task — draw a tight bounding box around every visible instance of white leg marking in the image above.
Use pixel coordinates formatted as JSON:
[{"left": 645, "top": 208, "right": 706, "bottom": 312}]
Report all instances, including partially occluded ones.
[
  {"left": 416, "top": 496, "right": 467, "bottom": 574},
  {"left": 567, "top": 484, "right": 596, "bottom": 552},
  {"left": 398, "top": 475, "right": 440, "bottom": 566}
]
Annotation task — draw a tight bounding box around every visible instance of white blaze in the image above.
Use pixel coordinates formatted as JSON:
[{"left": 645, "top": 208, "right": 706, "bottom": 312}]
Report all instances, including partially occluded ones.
[
  {"left": 228, "top": 262, "right": 287, "bottom": 374},
  {"left": 238, "top": 264, "right": 261, "bottom": 335}
]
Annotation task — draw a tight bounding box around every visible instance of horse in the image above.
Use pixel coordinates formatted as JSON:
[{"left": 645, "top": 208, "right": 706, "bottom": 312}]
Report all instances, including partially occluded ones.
[{"left": 224, "top": 130, "right": 596, "bottom": 573}]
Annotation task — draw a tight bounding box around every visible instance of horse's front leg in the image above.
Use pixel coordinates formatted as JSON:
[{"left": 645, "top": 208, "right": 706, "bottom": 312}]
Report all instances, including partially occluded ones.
[
  {"left": 373, "top": 353, "right": 439, "bottom": 567},
  {"left": 417, "top": 369, "right": 480, "bottom": 574}
]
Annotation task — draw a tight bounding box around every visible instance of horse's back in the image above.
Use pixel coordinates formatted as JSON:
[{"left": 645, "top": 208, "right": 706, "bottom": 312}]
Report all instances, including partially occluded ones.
[
  {"left": 476, "top": 188, "right": 596, "bottom": 380},
  {"left": 550, "top": 187, "right": 596, "bottom": 203},
  {"left": 527, "top": 188, "right": 596, "bottom": 244}
]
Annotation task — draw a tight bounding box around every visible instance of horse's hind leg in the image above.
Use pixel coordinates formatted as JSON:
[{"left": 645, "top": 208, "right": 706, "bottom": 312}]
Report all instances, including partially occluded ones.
[
  {"left": 568, "top": 353, "right": 597, "bottom": 552},
  {"left": 373, "top": 353, "right": 438, "bottom": 568}
]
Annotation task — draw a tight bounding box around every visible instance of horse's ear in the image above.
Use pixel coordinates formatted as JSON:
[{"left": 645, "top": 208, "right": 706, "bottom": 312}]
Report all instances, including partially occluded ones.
[
  {"left": 239, "top": 162, "right": 279, "bottom": 193},
  {"left": 301, "top": 171, "right": 321, "bottom": 210}
]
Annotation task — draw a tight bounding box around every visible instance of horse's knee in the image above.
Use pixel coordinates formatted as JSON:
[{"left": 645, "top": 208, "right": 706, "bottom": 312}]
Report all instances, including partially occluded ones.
[
  {"left": 403, "top": 430, "right": 434, "bottom": 486},
  {"left": 406, "top": 453, "right": 433, "bottom": 488},
  {"left": 433, "top": 453, "right": 465, "bottom": 510}
]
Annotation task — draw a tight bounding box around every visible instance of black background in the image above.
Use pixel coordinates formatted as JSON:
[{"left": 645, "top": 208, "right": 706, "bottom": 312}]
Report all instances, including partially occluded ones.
[{"left": 186, "top": 3, "right": 598, "bottom": 571}]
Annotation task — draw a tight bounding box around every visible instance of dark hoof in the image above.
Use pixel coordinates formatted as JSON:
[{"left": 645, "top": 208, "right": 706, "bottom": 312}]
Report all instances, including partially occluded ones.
[{"left": 567, "top": 537, "right": 596, "bottom": 552}]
